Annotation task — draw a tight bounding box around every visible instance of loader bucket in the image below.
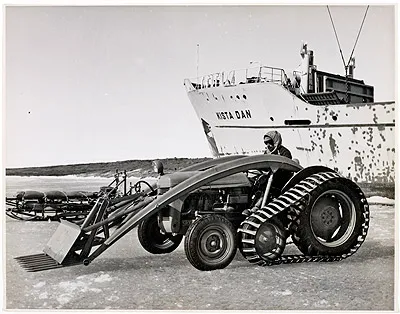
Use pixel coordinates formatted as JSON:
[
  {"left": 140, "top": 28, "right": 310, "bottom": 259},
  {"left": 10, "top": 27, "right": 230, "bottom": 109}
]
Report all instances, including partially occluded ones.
[
  {"left": 15, "top": 220, "right": 83, "bottom": 272},
  {"left": 43, "top": 219, "right": 82, "bottom": 264},
  {"left": 15, "top": 253, "right": 82, "bottom": 272}
]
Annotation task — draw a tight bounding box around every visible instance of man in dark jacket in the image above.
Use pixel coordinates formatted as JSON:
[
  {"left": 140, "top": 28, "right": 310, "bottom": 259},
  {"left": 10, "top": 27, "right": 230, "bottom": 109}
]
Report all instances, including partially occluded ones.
[
  {"left": 263, "top": 131, "right": 292, "bottom": 159},
  {"left": 242, "top": 131, "right": 293, "bottom": 216}
]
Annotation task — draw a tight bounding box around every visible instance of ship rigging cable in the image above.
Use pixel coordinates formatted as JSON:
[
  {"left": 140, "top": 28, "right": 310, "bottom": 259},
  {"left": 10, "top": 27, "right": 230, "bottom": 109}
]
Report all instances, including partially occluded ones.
[
  {"left": 347, "top": 6, "right": 369, "bottom": 67},
  {"left": 326, "top": 5, "right": 370, "bottom": 69},
  {"left": 327, "top": 6, "right": 346, "bottom": 68},
  {"left": 327, "top": 5, "right": 369, "bottom": 102}
]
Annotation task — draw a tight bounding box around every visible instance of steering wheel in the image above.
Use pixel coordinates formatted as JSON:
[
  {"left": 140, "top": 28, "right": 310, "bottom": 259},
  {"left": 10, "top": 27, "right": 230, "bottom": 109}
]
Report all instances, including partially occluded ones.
[{"left": 133, "top": 180, "right": 156, "bottom": 195}]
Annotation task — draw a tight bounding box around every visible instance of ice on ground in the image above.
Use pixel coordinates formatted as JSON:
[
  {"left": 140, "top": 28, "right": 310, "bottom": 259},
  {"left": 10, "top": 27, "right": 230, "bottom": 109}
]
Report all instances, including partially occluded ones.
[
  {"left": 271, "top": 289, "right": 293, "bottom": 296},
  {"left": 106, "top": 295, "right": 119, "bottom": 302},
  {"left": 89, "top": 288, "right": 103, "bottom": 293},
  {"left": 57, "top": 294, "right": 72, "bottom": 305},
  {"left": 59, "top": 281, "right": 88, "bottom": 292},
  {"left": 93, "top": 273, "right": 113, "bottom": 283},
  {"left": 38, "top": 292, "right": 48, "bottom": 299},
  {"left": 33, "top": 282, "right": 46, "bottom": 288},
  {"left": 367, "top": 196, "right": 395, "bottom": 205}
]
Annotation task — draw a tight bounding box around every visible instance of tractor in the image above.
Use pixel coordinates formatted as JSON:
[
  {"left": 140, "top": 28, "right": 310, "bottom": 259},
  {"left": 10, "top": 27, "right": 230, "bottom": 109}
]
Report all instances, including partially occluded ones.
[{"left": 16, "top": 154, "right": 369, "bottom": 272}]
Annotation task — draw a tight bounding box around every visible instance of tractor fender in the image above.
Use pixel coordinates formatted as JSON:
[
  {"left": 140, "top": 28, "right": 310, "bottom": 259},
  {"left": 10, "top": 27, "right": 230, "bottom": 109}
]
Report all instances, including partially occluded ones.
[
  {"left": 281, "top": 165, "right": 337, "bottom": 193},
  {"left": 104, "top": 154, "right": 302, "bottom": 246}
]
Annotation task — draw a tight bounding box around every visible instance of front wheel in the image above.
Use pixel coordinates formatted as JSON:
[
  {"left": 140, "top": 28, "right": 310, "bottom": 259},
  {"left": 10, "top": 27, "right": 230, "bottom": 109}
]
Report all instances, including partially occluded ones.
[
  {"left": 184, "top": 215, "right": 237, "bottom": 271},
  {"left": 137, "top": 216, "right": 183, "bottom": 254},
  {"left": 291, "top": 177, "right": 369, "bottom": 256}
]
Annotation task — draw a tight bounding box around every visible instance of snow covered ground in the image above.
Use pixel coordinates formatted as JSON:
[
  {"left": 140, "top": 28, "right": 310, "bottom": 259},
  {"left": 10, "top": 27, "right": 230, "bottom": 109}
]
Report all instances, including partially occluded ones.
[
  {"left": 4, "top": 176, "right": 395, "bottom": 310},
  {"left": 5, "top": 202, "right": 395, "bottom": 310},
  {"left": 367, "top": 196, "right": 396, "bottom": 205}
]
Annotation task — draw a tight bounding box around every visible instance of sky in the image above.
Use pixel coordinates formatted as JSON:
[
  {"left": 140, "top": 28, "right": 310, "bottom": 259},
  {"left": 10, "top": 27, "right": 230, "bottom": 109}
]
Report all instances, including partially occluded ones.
[{"left": 4, "top": 4, "right": 397, "bottom": 168}]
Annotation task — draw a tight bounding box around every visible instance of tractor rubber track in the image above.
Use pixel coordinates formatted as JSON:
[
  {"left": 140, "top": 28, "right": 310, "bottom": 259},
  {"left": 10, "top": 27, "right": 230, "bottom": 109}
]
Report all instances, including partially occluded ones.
[{"left": 238, "top": 172, "right": 370, "bottom": 266}]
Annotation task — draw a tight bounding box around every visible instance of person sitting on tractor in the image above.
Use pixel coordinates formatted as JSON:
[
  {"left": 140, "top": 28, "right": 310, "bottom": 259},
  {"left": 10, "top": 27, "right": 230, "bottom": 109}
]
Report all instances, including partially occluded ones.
[
  {"left": 242, "top": 131, "right": 293, "bottom": 217},
  {"left": 263, "top": 130, "right": 292, "bottom": 159}
]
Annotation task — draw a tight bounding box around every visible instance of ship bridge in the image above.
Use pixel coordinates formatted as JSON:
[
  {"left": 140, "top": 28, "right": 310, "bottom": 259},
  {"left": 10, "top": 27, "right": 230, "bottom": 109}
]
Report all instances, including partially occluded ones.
[
  {"left": 184, "top": 65, "right": 287, "bottom": 91},
  {"left": 184, "top": 43, "right": 374, "bottom": 106}
]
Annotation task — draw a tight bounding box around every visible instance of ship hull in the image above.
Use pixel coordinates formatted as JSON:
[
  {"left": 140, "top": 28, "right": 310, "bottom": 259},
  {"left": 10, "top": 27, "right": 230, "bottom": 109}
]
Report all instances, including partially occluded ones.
[{"left": 185, "top": 81, "right": 395, "bottom": 184}]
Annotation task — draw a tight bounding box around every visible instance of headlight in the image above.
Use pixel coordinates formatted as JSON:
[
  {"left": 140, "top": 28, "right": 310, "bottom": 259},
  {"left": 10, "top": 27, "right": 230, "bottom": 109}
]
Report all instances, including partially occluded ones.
[{"left": 152, "top": 160, "right": 164, "bottom": 176}]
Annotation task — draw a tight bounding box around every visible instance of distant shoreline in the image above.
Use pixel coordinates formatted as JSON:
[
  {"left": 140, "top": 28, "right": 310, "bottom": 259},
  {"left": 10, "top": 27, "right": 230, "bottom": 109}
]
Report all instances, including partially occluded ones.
[{"left": 5, "top": 157, "right": 212, "bottom": 178}]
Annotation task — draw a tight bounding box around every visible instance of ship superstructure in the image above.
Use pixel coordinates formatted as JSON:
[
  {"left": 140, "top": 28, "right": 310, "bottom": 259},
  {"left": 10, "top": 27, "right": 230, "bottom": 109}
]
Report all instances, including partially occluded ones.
[{"left": 184, "top": 43, "right": 395, "bottom": 184}]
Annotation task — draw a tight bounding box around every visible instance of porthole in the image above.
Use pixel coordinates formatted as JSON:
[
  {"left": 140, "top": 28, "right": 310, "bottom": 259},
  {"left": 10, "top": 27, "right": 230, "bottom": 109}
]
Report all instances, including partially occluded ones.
[
  {"left": 243, "top": 95, "right": 247, "bottom": 100},
  {"left": 236, "top": 95, "right": 240, "bottom": 100},
  {"left": 270, "top": 117, "right": 274, "bottom": 121}
]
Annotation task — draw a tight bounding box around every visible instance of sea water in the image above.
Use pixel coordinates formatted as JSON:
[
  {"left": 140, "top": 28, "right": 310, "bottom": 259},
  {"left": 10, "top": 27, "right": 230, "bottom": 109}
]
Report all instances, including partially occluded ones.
[{"left": 5, "top": 175, "right": 156, "bottom": 197}]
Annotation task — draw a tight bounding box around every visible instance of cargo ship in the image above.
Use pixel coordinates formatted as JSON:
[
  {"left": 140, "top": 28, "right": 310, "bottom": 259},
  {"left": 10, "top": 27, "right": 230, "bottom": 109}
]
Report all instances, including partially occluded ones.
[{"left": 184, "top": 42, "right": 395, "bottom": 184}]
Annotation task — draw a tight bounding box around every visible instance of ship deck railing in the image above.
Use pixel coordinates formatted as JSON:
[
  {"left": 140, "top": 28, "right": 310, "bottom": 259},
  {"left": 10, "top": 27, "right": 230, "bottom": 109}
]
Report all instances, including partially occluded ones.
[{"left": 184, "top": 66, "right": 288, "bottom": 92}]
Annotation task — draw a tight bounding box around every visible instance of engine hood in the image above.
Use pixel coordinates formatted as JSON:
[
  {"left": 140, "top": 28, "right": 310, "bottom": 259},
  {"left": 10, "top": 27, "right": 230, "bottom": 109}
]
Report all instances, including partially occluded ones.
[
  {"left": 158, "top": 171, "right": 199, "bottom": 190},
  {"left": 158, "top": 171, "right": 251, "bottom": 190}
]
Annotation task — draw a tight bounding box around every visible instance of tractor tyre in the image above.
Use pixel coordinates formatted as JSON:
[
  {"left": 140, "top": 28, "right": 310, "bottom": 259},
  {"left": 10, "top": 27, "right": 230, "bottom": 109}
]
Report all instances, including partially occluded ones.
[
  {"left": 292, "top": 177, "right": 368, "bottom": 256},
  {"left": 184, "top": 215, "right": 237, "bottom": 271},
  {"left": 137, "top": 216, "right": 183, "bottom": 254}
]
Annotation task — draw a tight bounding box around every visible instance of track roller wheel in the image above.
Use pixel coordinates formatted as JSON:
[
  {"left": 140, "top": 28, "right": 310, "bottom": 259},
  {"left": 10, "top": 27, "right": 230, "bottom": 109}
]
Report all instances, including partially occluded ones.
[
  {"left": 184, "top": 215, "right": 237, "bottom": 271},
  {"left": 239, "top": 216, "right": 286, "bottom": 265}
]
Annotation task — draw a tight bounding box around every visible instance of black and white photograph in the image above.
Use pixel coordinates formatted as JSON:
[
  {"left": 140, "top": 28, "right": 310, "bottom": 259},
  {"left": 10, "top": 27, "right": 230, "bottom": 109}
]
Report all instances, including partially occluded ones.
[{"left": 3, "top": 2, "right": 397, "bottom": 311}]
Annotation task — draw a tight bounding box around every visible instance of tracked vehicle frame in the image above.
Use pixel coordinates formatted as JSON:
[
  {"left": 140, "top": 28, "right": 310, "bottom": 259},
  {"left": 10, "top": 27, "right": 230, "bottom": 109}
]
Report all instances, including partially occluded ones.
[{"left": 16, "top": 154, "right": 369, "bottom": 272}]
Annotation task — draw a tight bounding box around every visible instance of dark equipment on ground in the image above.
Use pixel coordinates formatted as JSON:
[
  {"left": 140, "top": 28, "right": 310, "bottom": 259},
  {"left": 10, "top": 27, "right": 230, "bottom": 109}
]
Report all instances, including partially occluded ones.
[
  {"left": 6, "top": 171, "right": 135, "bottom": 222},
  {"left": 15, "top": 155, "right": 369, "bottom": 272}
]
